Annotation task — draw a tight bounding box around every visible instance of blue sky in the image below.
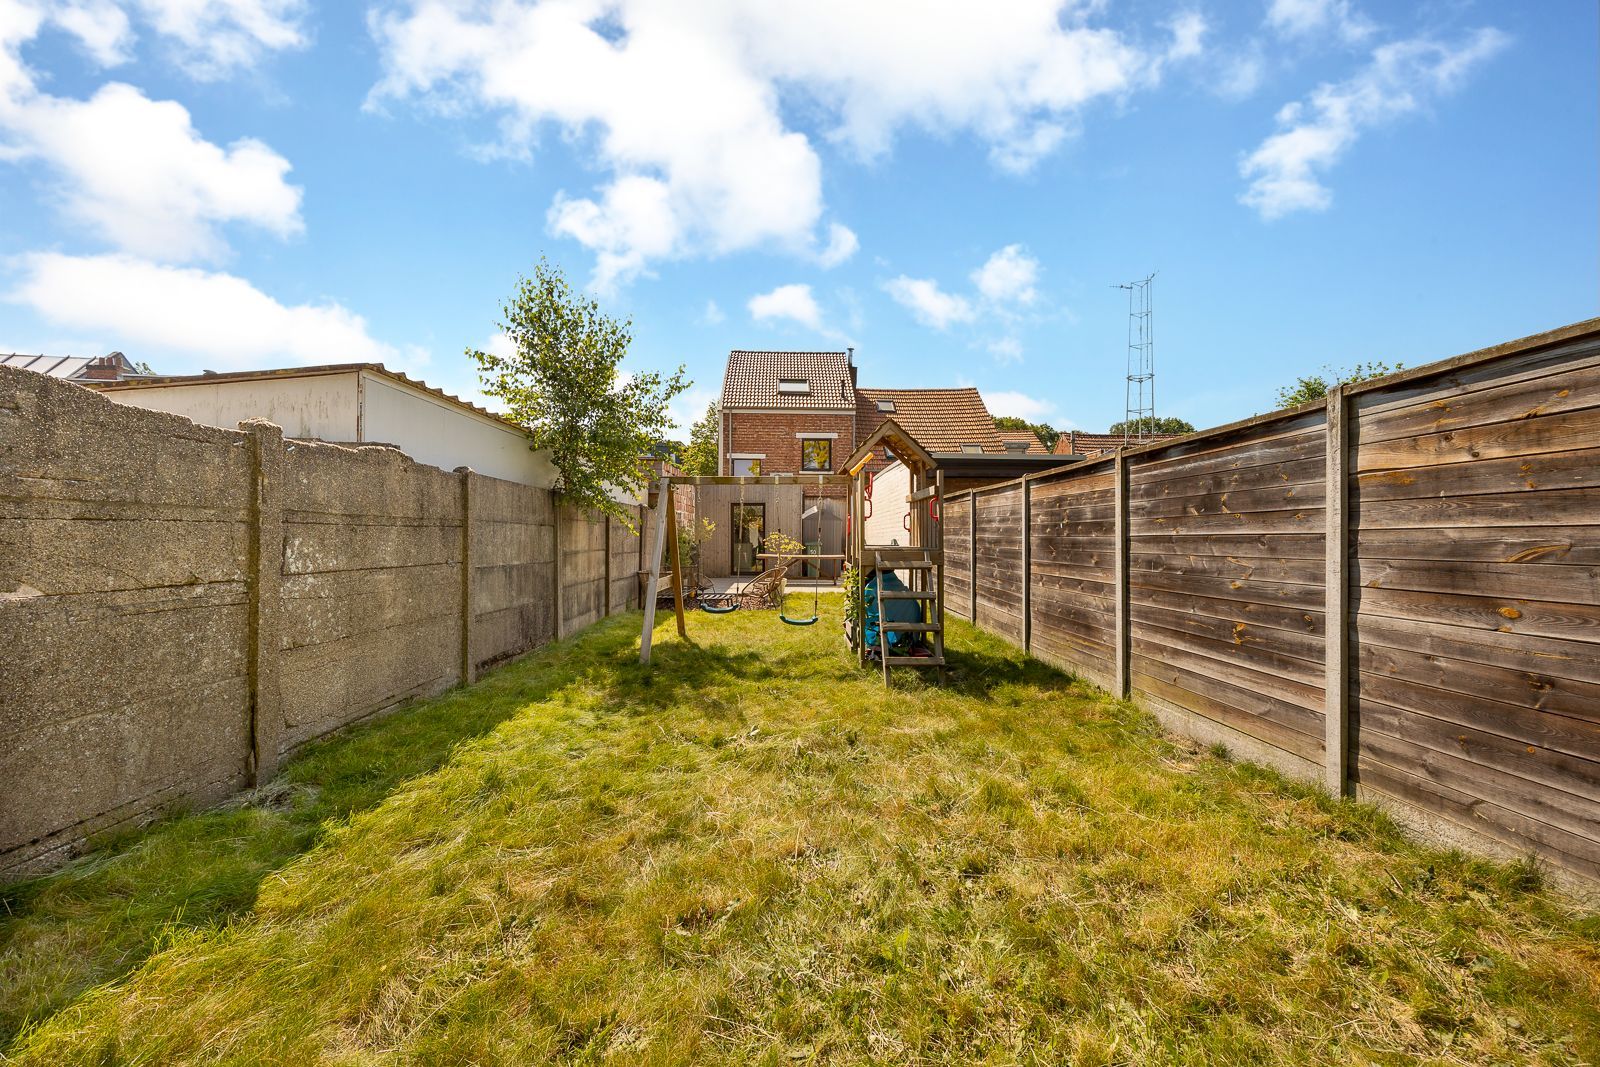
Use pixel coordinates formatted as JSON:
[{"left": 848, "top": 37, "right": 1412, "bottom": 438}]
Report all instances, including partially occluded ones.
[{"left": 1, "top": 0, "right": 1594, "bottom": 436}]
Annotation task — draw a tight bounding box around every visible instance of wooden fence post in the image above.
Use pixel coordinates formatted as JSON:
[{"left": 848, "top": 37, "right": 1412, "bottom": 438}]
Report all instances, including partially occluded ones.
[
  {"left": 968, "top": 493, "right": 978, "bottom": 621},
  {"left": 241, "top": 419, "right": 285, "bottom": 786},
  {"left": 458, "top": 468, "right": 476, "bottom": 686},
  {"left": 1113, "top": 451, "right": 1130, "bottom": 699},
  {"left": 1324, "top": 386, "right": 1351, "bottom": 795},
  {"left": 640, "top": 477, "right": 671, "bottom": 665},
  {"left": 1020, "top": 480, "right": 1032, "bottom": 653}
]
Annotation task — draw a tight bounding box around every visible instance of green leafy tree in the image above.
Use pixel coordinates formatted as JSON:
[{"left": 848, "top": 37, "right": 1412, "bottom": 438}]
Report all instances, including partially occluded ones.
[
  {"left": 1275, "top": 361, "right": 1401, "bottom": 409},
  {"left": 648, "top": 439, "right": 687, "bottom": 464},
  {"left": 1106, "top": 415, "right": 1195, "bottom": 436},
  {"left": 993, "top": 415, "right": 1060, "bottom": 451},
  {"left": 682, "top": 402, "right": 720, "bottom": 475},
  {"left": 469, "top": 258, "right": 688, "bottom": 524}
]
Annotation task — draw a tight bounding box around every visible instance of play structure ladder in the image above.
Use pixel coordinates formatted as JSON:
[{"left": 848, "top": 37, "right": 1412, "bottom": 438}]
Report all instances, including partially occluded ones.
[{"left": 871, "top": 547, "right": 945, "bottom": 683}]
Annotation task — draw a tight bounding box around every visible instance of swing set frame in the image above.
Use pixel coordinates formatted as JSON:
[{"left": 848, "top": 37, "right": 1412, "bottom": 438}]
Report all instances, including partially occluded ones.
[{"left": 638, "top": 472, "right": 850, "bottom": 665}]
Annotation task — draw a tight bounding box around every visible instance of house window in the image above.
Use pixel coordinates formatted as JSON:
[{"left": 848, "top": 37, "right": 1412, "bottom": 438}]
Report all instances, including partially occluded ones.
[
  {"left": 800, "top": 438, "right": 832, "bottom": 471},
  {"left": 960, "top": 443, "right": 985, "bottom": 454},
  {"left": 876, "top": 399, "right": 895, "bottom": 413},
  {"left": 777, "top": 378, "right": 810, "bottom": 394},
  {"left": 730, "top": 454, "right": 763, "bottom": 476}
]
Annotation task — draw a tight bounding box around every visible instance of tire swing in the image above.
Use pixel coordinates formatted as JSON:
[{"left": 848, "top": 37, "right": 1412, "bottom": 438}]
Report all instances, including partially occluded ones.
[
  {"left": 780, "top": 484, "right": 820, "bottom": 626},
  {"left": 701, "top": 478, "right": 743, "bottom": 614}
]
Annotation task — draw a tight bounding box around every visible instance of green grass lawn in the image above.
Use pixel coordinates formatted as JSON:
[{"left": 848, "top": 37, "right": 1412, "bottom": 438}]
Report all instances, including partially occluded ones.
[{"left": 3, "top": 595, "right": 1598, "bottom": 1065}]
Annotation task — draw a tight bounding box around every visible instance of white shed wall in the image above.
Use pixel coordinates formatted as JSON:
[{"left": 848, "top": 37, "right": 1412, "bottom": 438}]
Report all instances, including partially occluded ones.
[
  {"left": 102, "top": 373, "right": 360, "bottom": 442},
  {"left": 358, "top": 373, "right": 558, "bottom": 488}
]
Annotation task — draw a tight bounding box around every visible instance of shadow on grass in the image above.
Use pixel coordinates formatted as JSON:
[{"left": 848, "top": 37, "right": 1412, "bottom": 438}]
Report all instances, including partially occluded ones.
[{"left": 0, "top": 611, "right": 661, "bottom": 1050}]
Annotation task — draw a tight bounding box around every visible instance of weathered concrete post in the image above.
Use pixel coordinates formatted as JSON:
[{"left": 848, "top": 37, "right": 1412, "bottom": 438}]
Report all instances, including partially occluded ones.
[
  {"left": 241, "top": 419, "right": 285, "bottom": 786},
  {"left": 552, "top": 498, "right": 564, "bottom": 641},
  {"left": 603, "top": 509, "right": 613, "bottom": 618},
  {"left": 457, "top": 468, "right": 476, "bottom": 686}
]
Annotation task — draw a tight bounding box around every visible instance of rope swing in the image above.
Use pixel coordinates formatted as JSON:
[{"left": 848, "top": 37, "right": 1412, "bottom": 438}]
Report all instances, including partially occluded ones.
[{"left": 780, "top": 483, "right": 820, "bottom": 626}]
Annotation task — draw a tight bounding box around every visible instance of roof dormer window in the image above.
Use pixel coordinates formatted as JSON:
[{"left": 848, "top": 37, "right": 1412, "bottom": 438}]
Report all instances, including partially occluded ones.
[
  {"left": 777, "top": 378, "right": 810, "bottom": 394},
  {"left": 876, "top": 399, "right": 895, "bottom": 413},
  {"left": 960, "top": 443, "right": 985, "bottom": 454}
]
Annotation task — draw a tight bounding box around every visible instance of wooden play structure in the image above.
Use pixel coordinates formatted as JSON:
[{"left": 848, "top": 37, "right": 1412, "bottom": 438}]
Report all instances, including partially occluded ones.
[
  {"left": 842, "top": 420, "right": 946, "bottom": 683},
  {"left": 639, "top": 425, "right": 946, "bottom": 684}
]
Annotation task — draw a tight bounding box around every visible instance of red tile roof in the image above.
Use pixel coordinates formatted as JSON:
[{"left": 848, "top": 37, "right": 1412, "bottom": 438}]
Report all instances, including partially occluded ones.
[
  {"left": 1051, "top": 430, "right": 1185, "bottom": 456},
  {"left": 996, "top": 429, "right": 1048, "bottom": 455},
  {"left": 856, "top": 387, "right": 1005, "bottom": 453}
]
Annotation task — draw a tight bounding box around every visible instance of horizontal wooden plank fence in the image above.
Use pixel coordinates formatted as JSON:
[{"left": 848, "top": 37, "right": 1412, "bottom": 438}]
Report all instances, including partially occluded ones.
[{"left": 945, "top": 319, "right": 1600, "bottom": 884}]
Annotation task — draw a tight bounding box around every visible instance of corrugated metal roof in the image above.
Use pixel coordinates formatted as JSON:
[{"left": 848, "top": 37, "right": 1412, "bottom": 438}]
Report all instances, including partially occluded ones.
[
  {"left": 1, "top": 353, "right": 93, "bottom": 377},
  {"left": 91, "top": 362, "right": 517, "bottom": 427},
  {"left": 720, "top": 350, "right": 855, "bottom": 410},
  {"left": 855, "top": 387, "right": 1005, "bottom": 453}
]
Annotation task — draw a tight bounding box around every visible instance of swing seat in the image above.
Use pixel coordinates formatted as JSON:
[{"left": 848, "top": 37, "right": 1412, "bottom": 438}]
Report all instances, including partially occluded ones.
[
  {"left": 779, "top": 613, "right": 818, "bottom": 626},
  {"left": 701, "top": 601, "right": 740, "bottom": 614}
]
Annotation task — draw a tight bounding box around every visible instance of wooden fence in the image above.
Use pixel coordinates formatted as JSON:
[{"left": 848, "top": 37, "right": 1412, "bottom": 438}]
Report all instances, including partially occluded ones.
[{"left": 943, "top": 319, "right": 1600, "bottom": 883}]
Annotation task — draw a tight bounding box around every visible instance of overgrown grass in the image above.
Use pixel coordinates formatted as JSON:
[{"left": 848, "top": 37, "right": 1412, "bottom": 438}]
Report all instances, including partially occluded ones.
[{"left": 3, "top": 595, "right": 1597, "bottom": 1064}]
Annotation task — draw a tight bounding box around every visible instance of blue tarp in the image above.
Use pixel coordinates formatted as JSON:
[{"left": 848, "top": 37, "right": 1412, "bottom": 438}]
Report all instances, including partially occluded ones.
[{"left": 863, "top": 570, "right": 924, "bottom": 653}]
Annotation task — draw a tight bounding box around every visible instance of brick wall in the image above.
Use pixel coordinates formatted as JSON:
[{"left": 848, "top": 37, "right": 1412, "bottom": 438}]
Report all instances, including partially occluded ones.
[{"left": 724, "top": 410, "right": 855, "bottom": 494}]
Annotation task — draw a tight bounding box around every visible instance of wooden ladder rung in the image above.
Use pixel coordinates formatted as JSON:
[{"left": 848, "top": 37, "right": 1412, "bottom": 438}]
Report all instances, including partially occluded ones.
[
  {"left": 879, "top": 590, "right": 935, "bottom": 600},
  {"left": 882, "top": 621, "right": 940, "bottom": 632},
  {"left": 883, "top": 655, "right": 946, "bottom": 667}
]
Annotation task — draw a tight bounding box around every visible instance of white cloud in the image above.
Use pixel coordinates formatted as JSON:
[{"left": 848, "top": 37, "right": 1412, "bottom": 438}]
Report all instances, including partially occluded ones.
[
  {"left": 48, "top": 1, "right": 134, "bottom": 65},
  {"left": 0, "top": 2, "right": 305, "bottom": 261},
  {"left": 747, "top": 283, "right": 822, "bottom": 331},
  {"left": 479, "top": 330, "right": 515, "bottom": 359},
  {"left": 130, "top": 0, "right": 307, "bottom": 79},
  {"left": 1239, "top": 28, "right": 1508, "bottom": 220},
  {"left": 9, "top": 253, "right": 404, "bottom": 368},
  {"left": 2, "top": 82, "right": 302, "bottom": 260},
  {"left": 666, "top": 384, "right": 717, "bottom": 437},
  {"left": 883, "top": 276, "right": 975, "bottom": 330},
  {"left": 367, "top": 0, "right": 1157, "bottom": 287},
  {"left": 817, "top": 222, "right": 858, "bottom": 268},
  {"left": 1214, "top": 48, "right": 1265, "bottom": 99},
  {"left": 987, "top": 337, "right": 1023, "bottom": 365},
  {"left": 984, "top": 389, "right": 1055, "bottom": 422},
  {"left": 971, "top": 244, "right": 1039, "bottom": 305},
  {"left": 1166, "top": 11, "right": 1206, "bottom": 61},
  {"left": 1266, "top": 0, "right": 1374, "bottom": 44}
]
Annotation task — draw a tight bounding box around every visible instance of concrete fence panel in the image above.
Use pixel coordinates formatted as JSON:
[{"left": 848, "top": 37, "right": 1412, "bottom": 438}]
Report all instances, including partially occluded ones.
[{"left": 1, "top": 367, "right": 641, "bottom": 880}]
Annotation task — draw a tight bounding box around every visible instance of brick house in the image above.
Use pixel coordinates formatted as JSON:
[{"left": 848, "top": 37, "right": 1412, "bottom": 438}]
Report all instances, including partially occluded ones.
[
  {"left": 717, "top": 349, "right": 858, "bottom": 481},
  {"left": 717, "top": 349, "right": 1039, "bottom": 475},
  {"left": 1051, "top": 429, "right": 1185, "bottom": 457},
  {"left": 710, "top": 349, "right": 1065, "bottom": 578}
]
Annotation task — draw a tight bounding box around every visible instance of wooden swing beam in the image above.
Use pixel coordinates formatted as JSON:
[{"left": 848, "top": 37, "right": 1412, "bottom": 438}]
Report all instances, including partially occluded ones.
[{"left": 641, "top": 473, "right": 850, "bottom": 666}]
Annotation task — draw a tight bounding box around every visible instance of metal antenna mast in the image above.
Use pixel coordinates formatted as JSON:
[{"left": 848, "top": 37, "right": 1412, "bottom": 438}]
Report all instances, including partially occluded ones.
[{"left": 1114, "top": 272, "right": 1156, "bottom": 442}]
